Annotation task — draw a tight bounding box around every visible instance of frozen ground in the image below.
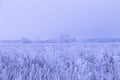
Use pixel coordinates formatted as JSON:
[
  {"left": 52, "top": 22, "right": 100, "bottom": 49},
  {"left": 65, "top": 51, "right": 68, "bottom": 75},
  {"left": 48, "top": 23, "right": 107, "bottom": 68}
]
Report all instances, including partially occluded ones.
[{"left": 0, "top": 43, "right": 120, "bottom": 80}]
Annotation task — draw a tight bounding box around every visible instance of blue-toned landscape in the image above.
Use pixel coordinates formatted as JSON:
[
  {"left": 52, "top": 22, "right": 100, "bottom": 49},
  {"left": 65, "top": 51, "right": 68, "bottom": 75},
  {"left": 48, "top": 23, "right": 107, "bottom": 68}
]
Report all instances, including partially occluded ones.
[
  {"left": 0, "top": 42, "right": 119, "bottom": 80},
  {"left": 0, "top": 0, "right": 120, "bottom": 80}
]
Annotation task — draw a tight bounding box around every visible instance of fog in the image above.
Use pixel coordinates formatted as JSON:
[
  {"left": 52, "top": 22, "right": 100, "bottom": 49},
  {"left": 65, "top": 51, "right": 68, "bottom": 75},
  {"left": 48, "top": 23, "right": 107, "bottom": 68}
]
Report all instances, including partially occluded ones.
[{"left": 0, "top": 0, "right": 120, "bottom": 40}]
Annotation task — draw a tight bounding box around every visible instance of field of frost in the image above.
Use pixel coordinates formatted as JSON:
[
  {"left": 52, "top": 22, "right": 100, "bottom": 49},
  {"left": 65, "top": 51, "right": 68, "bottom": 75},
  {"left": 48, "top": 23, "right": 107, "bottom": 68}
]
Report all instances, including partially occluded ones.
[{"left": 0, "top": 43, "right": 120, "bottom": 80}]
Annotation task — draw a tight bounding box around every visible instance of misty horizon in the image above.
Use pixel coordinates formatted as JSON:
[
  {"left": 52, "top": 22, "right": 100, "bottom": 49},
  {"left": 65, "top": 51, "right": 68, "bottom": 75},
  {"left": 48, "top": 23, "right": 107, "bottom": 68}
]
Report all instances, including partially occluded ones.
[{"left": 0, "top": 0, "right": 120, "bottom": 40}]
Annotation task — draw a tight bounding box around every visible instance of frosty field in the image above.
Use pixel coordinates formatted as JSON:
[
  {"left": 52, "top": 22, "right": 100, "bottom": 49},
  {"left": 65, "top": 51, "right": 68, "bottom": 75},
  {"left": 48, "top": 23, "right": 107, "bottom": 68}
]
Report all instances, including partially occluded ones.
[{"left": 0, "top": 43, "right": 120, "bottom": 80}]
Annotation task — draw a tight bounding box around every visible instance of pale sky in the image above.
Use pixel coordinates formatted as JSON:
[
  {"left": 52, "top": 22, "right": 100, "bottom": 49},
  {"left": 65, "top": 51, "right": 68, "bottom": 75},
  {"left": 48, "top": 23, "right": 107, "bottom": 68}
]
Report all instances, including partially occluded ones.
[{"left": 0, "top": 0, "right": 120, "bottom": 40}]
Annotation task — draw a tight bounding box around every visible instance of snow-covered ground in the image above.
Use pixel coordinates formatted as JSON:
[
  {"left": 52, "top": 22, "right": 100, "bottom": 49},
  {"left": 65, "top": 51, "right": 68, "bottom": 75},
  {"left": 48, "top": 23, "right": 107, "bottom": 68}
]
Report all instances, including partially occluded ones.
[{"left": 0, "top": 43, "right": 120, "bottom": 80}]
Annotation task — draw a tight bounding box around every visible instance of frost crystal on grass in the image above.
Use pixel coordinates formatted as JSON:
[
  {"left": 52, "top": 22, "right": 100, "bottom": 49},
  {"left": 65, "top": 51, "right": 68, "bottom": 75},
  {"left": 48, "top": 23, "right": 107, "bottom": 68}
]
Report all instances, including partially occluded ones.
[{"left": 0, "top": 43, "right": 119, "bottom": 80}]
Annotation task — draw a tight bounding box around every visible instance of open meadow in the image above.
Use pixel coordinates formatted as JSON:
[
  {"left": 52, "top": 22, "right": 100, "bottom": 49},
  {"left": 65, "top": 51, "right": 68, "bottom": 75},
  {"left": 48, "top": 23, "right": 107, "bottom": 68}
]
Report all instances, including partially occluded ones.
[{"left": 0, "top": 43, "right": 120, "bottom": 80}]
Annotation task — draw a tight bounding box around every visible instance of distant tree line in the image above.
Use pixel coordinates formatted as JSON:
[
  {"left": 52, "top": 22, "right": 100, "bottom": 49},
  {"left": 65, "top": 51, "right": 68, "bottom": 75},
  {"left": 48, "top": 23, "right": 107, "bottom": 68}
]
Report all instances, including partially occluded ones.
[
  {"left": 0, "top": 35, "right": 77, "bottom": 43},
  {"left": 1, "top": 35, "right": 120, "bottom": 43}
]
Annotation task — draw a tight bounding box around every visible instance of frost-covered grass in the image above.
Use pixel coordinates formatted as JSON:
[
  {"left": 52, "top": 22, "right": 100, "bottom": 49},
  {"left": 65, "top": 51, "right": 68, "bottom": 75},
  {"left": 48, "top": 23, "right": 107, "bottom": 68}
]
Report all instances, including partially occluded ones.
[{"left": 0, "top": 43, "right": 120, "bottom": 80}]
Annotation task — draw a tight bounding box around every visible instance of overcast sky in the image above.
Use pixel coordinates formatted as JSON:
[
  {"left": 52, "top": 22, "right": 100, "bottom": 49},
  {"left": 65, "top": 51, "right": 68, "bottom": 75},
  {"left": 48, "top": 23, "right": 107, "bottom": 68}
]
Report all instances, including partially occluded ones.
[{"left": 0, "top": 0, "right": 120, "bottom": 40}]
